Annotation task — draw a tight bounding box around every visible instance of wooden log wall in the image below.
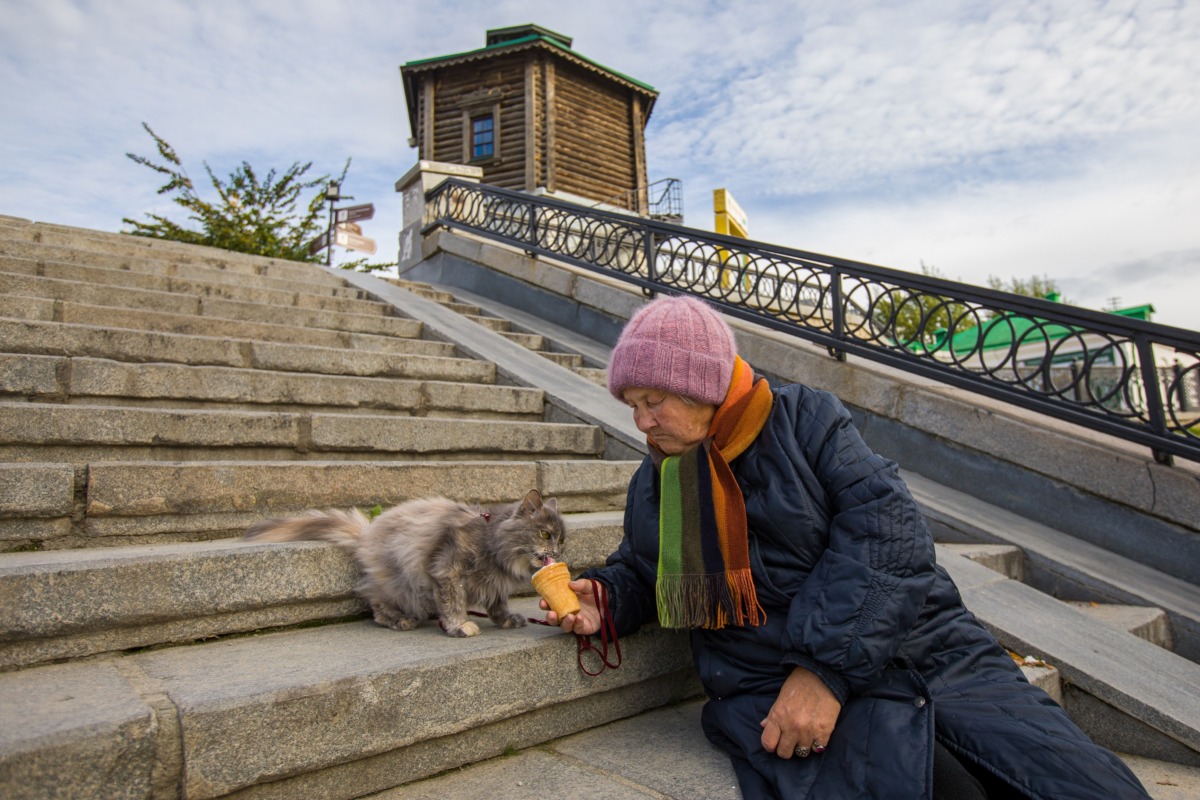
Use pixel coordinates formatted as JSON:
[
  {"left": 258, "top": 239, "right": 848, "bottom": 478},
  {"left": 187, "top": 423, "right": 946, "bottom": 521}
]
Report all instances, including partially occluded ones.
[
  {"left": 427, "top": 53, "right": 529, "bottom": 192},
  {"left": 552, "top": 61, "right": 639, "bottom": 210}
]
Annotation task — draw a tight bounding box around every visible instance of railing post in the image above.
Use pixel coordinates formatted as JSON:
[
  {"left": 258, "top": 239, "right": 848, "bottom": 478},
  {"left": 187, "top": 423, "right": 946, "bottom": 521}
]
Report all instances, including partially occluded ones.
[
  {"left": 1173, "top": 361, "right": 1189, "bottom": 411},
  {"left": 829, "top": 267, "right": 847, "bottom": 361},
  {"left": 527, "top": 199, "right": 538, "bottom": 255},
  {"left": 643, "top": 228, "right": 657, "bottom": 288},
  {"left": 1135, "top": 335, "right": 1173, "bottom": 464}
]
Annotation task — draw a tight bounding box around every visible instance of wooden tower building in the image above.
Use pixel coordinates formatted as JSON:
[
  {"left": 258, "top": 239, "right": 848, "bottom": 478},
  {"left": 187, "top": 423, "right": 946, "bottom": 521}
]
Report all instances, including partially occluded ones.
[{"left": 401, "top": 24, "right": 659, "bottom": 213}]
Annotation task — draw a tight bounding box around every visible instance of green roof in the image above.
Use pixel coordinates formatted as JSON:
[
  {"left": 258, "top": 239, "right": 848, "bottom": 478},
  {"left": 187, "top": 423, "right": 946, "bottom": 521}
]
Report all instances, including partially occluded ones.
[
  {"left": 938, "top": 296, "right": 1155, "bottom": 354},
  {"left": 402, "top": 24, "right": 657, "bottom": 95}
]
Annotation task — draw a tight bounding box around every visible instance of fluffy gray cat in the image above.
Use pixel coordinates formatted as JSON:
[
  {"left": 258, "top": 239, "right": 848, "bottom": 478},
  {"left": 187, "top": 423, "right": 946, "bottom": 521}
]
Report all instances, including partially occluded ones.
[{"left": 244, "top": 489, "right": 566, "bottom": 637}]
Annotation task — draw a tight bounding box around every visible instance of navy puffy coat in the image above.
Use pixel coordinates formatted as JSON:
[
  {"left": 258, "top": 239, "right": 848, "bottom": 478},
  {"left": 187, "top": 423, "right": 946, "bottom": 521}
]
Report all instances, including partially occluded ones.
[{"left": 585, "top": 383, "right": 1149, "bottom": 799}]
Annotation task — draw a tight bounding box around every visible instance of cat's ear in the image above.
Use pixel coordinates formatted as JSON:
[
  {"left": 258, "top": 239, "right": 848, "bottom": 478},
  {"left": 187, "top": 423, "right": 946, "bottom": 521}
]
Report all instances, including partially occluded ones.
[
  {"left": 544, "top": 497, "right": 558, "bottom": 514},
  {"left": 521, "top": 489, "right": 543, "bottom": 514}
]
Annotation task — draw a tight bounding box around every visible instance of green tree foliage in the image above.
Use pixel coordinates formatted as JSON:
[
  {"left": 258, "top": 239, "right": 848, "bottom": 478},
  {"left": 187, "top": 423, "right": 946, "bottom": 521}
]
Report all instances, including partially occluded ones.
[
  {"left": 337, "top": 255, "right": 397, "bottom": 274},
  {"left": 123, "top": 122, "right": 343, "bottom": 262},
  {"left": 871, "top": 262, "right": 978, "bottom": 350},
  {"left": 987, "top": 273, "right": 1065, "bottom": 302}
]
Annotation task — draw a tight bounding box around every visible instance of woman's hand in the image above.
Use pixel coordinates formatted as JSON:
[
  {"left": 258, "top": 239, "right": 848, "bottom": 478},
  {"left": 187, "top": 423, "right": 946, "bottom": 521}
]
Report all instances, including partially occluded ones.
[
  {"left": 541, "top": 579, "right": 601, "bottom": 635},
  {"left": 759, "top": 666, "right": 842, "bottom": 759}
]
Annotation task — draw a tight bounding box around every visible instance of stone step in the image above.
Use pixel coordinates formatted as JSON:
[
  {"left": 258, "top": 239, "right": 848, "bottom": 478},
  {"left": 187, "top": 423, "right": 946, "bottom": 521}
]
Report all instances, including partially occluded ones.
[
  {"left": 437, "top": 300, "right": 482, "bottom": 316},
  {"left": 907, "top": 470, "right": 1200, "bottom": 664},
  {"left": 0, "top": 222, "right": 347, "bottom": 285},
  {"left": 574, "top": 366, "right": 609, "bottom": 388},
  {"left": 380, "top": 276, "right": 458, "bottom": 304},
  {"left": 1, "top": 354, "right": 543, "bottom": 417},
  {"left": 405, "top": 286, "right": 459, "bottom": 304},
  {"left": 0, "top": 250, "right": 368, "bottom": 301},
  {"left": 464, "top": 313, "right": 512, "bottom": 333},
  {"left": 0, "top": 267, "right": 393, "bottom": 320},
  {"left": 943, "top": 543, "right": 1175, "bottom": 651},
  {"left": 1, "top": 459, "right": 639, "bottom": 550},
  {"left": 0, "top": 600, "right": 698, "bottom": 800},
  {"left": 0, "top": 318, "right": 493, "bottom": 383},
  {"left": 939, "top": 549, "right": 1200, "bottom": 768},
  {"left": 0, "top": 274, "right": 420, "bottom": 338},
  {"left": 0, "top": 295, "right": 448, "bottom": 357},
  {"left": 938, "top": 542, "right": 1025, "bottom": 581},
  {"left": 536, "top": 350, "right": 586, "bottom": 369},
  {"left": 1068, "top": 601, "right": 1175, "bottom": 650},
  {"left": 0, "top": 402, "right": 604, "bottom": 463},
  {"left": 0, "top": 512, "right": 623, "bottom": 670},
  {"left": 497, "top": 329, "right": 545, "bottom": 350}
]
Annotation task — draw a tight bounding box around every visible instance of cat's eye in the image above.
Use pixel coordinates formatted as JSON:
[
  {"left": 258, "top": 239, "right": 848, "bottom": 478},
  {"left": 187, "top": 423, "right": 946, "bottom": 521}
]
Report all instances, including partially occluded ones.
[{"left": 540, "top": 530, "right": 550, "bottom": 539}]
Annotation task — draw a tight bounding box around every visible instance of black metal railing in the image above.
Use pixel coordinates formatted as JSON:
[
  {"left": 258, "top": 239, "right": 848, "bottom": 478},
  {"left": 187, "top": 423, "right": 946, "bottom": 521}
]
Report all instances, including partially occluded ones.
[{"left": 425, "top": 179, "right": 1200, "bottom": 465}]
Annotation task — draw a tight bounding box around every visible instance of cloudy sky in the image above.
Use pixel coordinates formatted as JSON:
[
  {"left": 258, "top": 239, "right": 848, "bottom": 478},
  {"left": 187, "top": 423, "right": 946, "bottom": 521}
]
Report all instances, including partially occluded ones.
[{"left": 2, "top": 0, "right": 1197, "bottom": 330}]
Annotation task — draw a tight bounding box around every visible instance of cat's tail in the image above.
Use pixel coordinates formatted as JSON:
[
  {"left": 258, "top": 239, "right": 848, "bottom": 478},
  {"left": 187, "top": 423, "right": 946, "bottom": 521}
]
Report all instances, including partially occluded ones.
[{"left": 244, "top": 508, "right": 369, "bottom": 549}]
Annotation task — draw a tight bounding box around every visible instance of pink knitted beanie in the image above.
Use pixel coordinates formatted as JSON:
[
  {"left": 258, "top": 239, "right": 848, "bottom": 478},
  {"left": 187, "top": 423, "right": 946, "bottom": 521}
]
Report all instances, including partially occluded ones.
[{"left": 607, "top": 295, "right": 737, "bottom": 405}]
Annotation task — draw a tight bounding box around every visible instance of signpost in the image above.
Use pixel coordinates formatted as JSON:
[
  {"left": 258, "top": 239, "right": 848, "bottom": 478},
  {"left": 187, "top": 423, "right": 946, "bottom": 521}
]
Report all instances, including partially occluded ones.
[{"left": 308, "top": 183, "right": 377, "bottom": 263}]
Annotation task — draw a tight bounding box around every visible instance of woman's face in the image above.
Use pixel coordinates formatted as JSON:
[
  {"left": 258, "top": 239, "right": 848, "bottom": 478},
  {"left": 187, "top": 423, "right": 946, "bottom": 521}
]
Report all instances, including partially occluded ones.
[{"left": 623, "top": 387, "right": 717, "bottom": 455}]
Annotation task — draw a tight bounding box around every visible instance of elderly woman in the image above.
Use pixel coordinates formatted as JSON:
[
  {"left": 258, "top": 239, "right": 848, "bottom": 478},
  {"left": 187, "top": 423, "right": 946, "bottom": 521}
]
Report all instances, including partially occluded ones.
[{"left": 546, "top": 295, "right": 1149, "bottom": 799}]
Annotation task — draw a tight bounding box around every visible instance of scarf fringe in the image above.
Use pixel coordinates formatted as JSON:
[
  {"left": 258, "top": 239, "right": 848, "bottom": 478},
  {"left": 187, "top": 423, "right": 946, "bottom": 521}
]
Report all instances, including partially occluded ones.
[
  {"left": 726, "top": 568, "right": 766, "bottom": 627},
  {"left": 656, "top": 568, "right": 765, "bottom": 630}
]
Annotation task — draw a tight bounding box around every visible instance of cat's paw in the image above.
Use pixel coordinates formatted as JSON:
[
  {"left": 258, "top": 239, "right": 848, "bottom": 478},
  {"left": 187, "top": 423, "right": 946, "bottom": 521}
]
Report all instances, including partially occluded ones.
[
  {"left": 388, "top": 617, "right": 421, "bottom": 631},
  {"left": 495, "top": 613, "right": 527, "bottom": 629},
  {"left": 444, "top": 620, "right": 481, "bottom": 637},
  {"left": 372, "top": 607, "right": 421, "bottom": 631}
]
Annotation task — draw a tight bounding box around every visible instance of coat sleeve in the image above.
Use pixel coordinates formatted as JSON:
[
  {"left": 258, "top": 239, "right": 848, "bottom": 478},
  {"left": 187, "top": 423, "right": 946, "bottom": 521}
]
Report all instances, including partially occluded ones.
[
  {"left": 579, "top": 461, "right": 660, "bottom": 637},
  {"left": 778, "top": 387, "right": 936, "bottom": 699}
]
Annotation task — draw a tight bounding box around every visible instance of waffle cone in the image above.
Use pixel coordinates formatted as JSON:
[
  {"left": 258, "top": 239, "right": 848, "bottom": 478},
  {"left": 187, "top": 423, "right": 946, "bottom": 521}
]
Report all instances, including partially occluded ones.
[{"left": 531, "top": 562, "right": 580, "bottom": 616}]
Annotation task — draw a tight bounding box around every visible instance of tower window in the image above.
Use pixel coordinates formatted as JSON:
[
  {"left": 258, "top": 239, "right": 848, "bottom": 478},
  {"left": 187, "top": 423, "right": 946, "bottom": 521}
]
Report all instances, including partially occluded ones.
[{"left": 470, "top": 114, "right": 494, "bottom": 160}]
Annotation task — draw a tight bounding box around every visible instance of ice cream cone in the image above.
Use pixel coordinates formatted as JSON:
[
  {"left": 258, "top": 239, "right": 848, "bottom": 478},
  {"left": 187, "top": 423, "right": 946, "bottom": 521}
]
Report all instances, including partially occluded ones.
[{"left": 532, "top": 561, "right": 580, "bottom": 617}]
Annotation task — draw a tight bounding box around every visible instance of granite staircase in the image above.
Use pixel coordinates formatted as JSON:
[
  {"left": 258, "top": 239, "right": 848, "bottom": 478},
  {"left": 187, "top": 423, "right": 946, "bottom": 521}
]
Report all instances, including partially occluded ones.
[
  {"left": 0, "top": 217, "right": 689, "bottom": 800},
  {"left": 1, "top": 215, "right": 1198, "bottom": 798}
]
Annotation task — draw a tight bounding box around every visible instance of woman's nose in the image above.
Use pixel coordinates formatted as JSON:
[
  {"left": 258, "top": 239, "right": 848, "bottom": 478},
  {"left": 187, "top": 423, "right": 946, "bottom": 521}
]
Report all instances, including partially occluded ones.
[{"left": 632, "top": 408, "right": 653, "bottom": 433}]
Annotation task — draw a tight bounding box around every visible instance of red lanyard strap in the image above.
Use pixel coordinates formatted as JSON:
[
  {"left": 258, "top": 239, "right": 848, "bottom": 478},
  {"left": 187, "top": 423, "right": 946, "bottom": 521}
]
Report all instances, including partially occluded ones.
[
  {"left": 575, "top": 578, "right": 621, "bottom": 676},
  {"left": 465, "top": 579, "right": 621, "bottom": 676}
]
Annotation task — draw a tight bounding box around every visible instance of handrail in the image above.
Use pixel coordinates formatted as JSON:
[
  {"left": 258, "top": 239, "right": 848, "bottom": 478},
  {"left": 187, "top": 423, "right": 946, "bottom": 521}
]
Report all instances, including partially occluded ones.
[
  {"left": 425, "top": 179, "right": 1200, "bottom": 465},
  {"left": 592, "top": 177, "right": 683, "bottom": 221}
]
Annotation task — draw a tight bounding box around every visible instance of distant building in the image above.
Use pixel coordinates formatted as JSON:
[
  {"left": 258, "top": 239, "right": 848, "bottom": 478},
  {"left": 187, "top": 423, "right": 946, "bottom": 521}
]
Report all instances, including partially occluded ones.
[
  {"left": 931, "top": 294, "right": 1197, "bottom": 418},
  {"left": 936, "top": 294, "right": 1157, "bottom": 368},
  {"left": 401, "top": 24, "right": 660, "bottom": 215}
]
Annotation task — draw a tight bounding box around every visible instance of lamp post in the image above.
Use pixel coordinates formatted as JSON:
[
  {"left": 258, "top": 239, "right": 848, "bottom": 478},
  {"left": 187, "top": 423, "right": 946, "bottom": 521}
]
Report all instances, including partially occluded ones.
[{"left": 324, "top": 181, "right": 341, "bottom": 266}]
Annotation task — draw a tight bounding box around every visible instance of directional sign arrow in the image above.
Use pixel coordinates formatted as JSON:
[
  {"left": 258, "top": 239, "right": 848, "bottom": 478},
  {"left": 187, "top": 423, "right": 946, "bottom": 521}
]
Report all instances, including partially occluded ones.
[
  {"left": 307, "top": 230, "right": 330, "bottom": 254},
  {"left": 334, "top": 228, "right": 377, "bottom": 255},
  {"left": 334, "top": 203, "right": 375, "bottom": 224}
]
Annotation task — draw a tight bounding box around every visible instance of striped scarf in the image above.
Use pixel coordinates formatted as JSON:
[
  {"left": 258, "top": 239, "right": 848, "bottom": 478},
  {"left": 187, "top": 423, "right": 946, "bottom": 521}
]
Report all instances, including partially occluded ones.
[{"left": 652, "top": 356, "right": 772, "bottom": 629}]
